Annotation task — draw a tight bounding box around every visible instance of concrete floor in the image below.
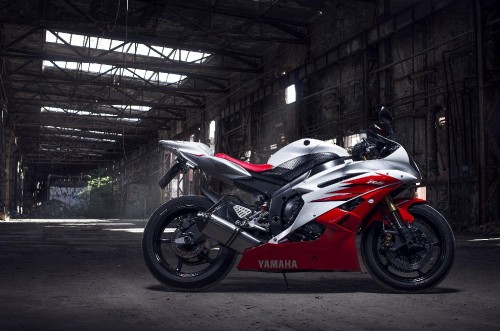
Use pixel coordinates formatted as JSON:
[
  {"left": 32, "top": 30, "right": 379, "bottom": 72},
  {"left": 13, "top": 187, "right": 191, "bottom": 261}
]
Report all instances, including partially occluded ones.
[{"left": 0, "top": 218, "right": 499, "bottom": 331}]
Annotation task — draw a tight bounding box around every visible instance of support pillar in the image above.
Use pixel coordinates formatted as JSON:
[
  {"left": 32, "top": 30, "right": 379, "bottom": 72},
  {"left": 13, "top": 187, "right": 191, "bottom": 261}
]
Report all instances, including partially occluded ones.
[{"left": 475, "top": 0, "right": 486, "bottom": 226}]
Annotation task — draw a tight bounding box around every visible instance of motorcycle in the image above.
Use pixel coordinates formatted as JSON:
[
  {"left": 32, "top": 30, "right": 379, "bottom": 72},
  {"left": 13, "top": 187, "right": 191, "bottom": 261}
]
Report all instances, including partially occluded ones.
[{"left": 142, "top": 107, "right": 455, "bottom": 293}]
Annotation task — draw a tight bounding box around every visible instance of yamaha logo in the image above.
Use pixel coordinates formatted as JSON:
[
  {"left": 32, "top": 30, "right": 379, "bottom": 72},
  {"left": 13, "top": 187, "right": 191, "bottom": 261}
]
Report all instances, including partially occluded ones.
[
  {"left": 258, "top": 259, "right": 298, "bottom": 269},
  {"left": 366, "top": 179, "right": 385, "bottom": 186}
]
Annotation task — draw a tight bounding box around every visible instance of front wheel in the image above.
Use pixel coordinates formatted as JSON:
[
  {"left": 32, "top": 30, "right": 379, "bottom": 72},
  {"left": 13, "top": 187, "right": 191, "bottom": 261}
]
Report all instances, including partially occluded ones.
[
  {"left": 361, "top": 204, "right": 455, "bottom": 293},
  {"left": 142, "top": 196, "right": 237, "bottom": 291}
]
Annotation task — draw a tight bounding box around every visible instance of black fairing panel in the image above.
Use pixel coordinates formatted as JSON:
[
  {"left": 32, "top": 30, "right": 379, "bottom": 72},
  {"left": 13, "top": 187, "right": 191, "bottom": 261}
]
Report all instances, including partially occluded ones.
[
  {"left": 233, "top": 177, "right": 283, "bottom": 197},
  {"left": 261, "top": 153, "right": 341, "bottom": 182},
  {"left": 233, "top": 154, "right": 343, "bottom": 197}
]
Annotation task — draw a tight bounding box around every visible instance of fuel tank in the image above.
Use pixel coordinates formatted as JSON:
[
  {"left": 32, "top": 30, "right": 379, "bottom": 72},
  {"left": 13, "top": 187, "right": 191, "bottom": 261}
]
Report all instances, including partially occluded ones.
[{"left": 267, "top": 139, "right": 349, "bottom": 166}]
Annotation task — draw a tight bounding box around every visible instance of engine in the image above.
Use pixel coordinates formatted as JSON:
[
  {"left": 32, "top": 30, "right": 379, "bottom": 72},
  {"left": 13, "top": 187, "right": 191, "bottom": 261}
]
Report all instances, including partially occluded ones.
[
  {"left": 282, "top": 196, "right": 325, "bottom": 242},
  {"left": 287, "top": 221, "right": 325, "bottom": 242},
  {"left": 283, "top": 195, "right": 303, "bottom": 228},
  {"left": 209, "top": 195, "right": 324, "bottom": 243}
]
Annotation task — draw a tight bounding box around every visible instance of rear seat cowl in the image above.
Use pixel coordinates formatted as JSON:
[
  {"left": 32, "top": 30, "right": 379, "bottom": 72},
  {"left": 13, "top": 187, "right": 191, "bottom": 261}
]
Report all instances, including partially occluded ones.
[{"left": 214, "top": 153, "right": 273, "bottom": 173}]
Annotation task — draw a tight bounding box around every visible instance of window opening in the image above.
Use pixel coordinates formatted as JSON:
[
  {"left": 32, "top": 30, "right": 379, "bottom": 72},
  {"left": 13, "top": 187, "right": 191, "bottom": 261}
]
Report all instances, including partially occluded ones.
[
  {"left": 45, "top": 30, "right": 210, "bottom": 63},
  {"left": 416, "top": 186, "right": 427, "bottom": 200},
  {"left": 438, "top": 116, "right": 446, "bottom": 127},
  {"left": 325, "top": 138, "right": 337, "bottom": 145},
  {"left": 43, "top": 30, "right": 210, "bottom": 86},
  {"left": 41, "top": 106, "right": 142, "bottom": 122},
  {"left": 285, "top": 84, "right": 296, "bottom": 104},
  {"left": 209, "top": 120, "right": 216, "bottom": 153},
  {"left": 343, "top": 134, "right": 360, "bottom": 148}
]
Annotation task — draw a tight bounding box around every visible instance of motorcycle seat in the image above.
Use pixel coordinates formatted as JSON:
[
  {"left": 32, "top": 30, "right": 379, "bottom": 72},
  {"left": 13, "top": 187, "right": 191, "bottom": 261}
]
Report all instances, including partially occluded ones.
[{"left": 214, "top": 153, "right": 273, "bottom": 173}]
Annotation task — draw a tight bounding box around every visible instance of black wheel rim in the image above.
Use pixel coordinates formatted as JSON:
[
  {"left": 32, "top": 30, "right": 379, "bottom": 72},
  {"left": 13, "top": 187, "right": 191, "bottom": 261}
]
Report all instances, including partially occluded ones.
[
  {"left": 371, "top": 217, "right": 446, "bottom": 284},
  {"left": 152, "top": 209, "right": 225, "bottom": 279}
]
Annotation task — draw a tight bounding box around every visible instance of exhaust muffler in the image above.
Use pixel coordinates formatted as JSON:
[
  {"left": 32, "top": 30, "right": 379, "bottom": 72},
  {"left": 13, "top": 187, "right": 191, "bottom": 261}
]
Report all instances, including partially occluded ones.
[{"left": 198, "top": 212, "right": 262, "bottom": 253}]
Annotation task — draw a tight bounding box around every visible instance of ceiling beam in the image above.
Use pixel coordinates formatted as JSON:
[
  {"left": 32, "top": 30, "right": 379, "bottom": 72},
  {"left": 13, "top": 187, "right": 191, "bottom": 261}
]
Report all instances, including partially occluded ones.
[
  {"left": 13, "top": 109, "right": 183, "bottom": 121},
  {"left": 22, "top": 157, "right": 111, "bottom": 165},
  {"left": 6, "top": 74, "right": 227, "bottom": 94},
  {"left": 10, "top": 90, "right": 205, "bottom": 110},
  {"left": 2, "top": 51, "right": 236, "bottom": 81},
  {"left": 0, "top": 20, "right": 270, "bottom": 60},
  {"left": 13, "top": 118, "right": 166, "bottom": 131},
  {"left": 160, "top": 2, "right": 308, "bottom": 27}
]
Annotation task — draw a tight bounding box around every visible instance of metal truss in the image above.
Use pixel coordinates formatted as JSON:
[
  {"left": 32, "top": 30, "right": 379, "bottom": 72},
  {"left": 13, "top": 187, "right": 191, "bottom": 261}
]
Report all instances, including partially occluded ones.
[{"left": 0, "top": 0, "right": 332, "bottom": 166}]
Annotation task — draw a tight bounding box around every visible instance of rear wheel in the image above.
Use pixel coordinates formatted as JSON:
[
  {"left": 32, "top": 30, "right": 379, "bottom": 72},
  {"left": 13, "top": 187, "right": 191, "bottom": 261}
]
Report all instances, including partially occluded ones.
[
  {"left": 361, "top": 204, "right": 455, "bottom": 293},
  {"left": 142, "top": 196, "right": 237, "bottom": 291}
]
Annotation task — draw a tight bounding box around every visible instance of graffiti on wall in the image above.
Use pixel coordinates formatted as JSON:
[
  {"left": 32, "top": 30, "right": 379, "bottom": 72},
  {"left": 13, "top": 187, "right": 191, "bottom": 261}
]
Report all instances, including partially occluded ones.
[{"left": 49, "top": 186, "right": 89, "bottom": 209}]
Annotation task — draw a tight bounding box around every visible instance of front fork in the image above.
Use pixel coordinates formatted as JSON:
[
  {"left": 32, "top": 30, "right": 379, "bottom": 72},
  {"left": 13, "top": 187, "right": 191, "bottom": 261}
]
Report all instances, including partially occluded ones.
[{"left": 383, "top": 196, "right": 416, "bottom": 249}]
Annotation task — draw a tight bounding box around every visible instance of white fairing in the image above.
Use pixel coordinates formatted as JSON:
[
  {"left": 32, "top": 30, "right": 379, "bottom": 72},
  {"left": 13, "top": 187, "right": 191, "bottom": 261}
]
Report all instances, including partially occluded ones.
[
  {"left": 159, "top": 136, "right": 421, "bottom": 245},
  {"left": 159, "top": 140, "right": 213, "bottom": 157},
  {"left": 159, "top": 140, "right": 252, "bottom": 185},
  {"left": 384, "top": 143, "right": 410, "bottom": 163},
  {"left": 270, "top": 144, "right": 421, "bottom": 244},
  {"left": 267, "top": 139, "right": 349, "bottom": 166}
]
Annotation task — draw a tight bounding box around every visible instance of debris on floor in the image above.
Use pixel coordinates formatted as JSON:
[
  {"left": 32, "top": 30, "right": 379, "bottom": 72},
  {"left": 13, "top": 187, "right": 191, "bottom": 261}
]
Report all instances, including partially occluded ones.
[{"left": 29, "top": 199, "right": 76, "bottom": 219}]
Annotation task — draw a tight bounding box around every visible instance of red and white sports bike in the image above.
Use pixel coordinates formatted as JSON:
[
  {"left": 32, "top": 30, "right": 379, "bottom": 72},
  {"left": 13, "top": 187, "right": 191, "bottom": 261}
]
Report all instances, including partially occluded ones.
[{"left": 142, "top": 107, "right": 455, "bottom": 293}]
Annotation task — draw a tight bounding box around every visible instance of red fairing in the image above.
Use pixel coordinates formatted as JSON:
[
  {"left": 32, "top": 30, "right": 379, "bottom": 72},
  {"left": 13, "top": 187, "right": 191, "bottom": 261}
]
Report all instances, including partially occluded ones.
[
  {"left": 214, "top": 153, "right": 273, "bottom": 173},
  {"left": 238, "top": 191, "right": 394, "bottom": 271},
  {"left": 238, "top": 224, "right": 361, "bottom": 272},
  {"left": 238, "top": 186, "right": 426, "bottom": 272},
  {"left": 394, "top": 197, "right": 426, "bottom": 222},
  {"left": 363, "top": 197, "right": 426, "bottom": 229}
]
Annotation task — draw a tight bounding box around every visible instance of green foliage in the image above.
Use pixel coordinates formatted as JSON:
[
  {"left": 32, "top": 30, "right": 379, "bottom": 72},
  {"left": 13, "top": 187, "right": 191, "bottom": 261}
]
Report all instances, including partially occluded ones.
[
  {"left": 78, "top": 171, "right": 116, "bottom": 218},
  {"left": 87, "top": 176, "right": 111, "bottom": 189}
]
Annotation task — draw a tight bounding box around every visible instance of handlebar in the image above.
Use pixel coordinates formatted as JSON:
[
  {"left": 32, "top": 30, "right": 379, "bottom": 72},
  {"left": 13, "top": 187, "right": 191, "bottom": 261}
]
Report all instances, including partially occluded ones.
[{"left": 351, "top": 129, "right": 399, "bottom": 161}]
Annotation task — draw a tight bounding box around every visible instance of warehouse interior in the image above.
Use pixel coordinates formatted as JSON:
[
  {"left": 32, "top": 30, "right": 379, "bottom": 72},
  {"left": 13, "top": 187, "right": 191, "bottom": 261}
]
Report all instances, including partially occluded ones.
[{"left": 0, "top": 0, "right": 499, "bottom": 230}]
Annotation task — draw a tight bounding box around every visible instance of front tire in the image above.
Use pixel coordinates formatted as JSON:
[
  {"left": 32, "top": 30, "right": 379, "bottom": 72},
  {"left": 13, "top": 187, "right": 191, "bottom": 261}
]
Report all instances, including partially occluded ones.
[
  {"left": 361, "top": 204, "right": 455, "bottom": 293},
  {"left": 142, "top": 196, "right": 237, "bottom": 291}
]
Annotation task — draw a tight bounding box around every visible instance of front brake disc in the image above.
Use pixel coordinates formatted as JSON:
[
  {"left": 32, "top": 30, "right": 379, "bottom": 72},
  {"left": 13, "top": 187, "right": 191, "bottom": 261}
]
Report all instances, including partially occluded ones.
[{"left": 385, "top": 222, "right": 434, "bottom": 272}]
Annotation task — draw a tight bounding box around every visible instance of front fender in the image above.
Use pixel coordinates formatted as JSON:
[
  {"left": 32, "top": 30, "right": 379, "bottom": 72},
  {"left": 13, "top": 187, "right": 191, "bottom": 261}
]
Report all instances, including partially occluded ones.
[{"left": 362, "top": 197, "right": 426, "bottom": 230}]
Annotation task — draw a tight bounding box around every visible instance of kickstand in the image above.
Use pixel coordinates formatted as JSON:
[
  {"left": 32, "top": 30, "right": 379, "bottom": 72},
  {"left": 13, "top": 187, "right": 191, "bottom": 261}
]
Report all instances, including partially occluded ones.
[{"left": 282, "top": 272, "right": 289, "bottom": 289}]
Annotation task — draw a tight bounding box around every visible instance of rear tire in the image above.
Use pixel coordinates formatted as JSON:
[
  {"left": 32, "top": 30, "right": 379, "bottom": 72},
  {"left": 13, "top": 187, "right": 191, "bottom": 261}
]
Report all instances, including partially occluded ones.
[
  {"left": 142, "top": 196, "right": 237, "bottom": 291},
  {"left": 361, "top": 204, "right": 455, "bottom": 293}
]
